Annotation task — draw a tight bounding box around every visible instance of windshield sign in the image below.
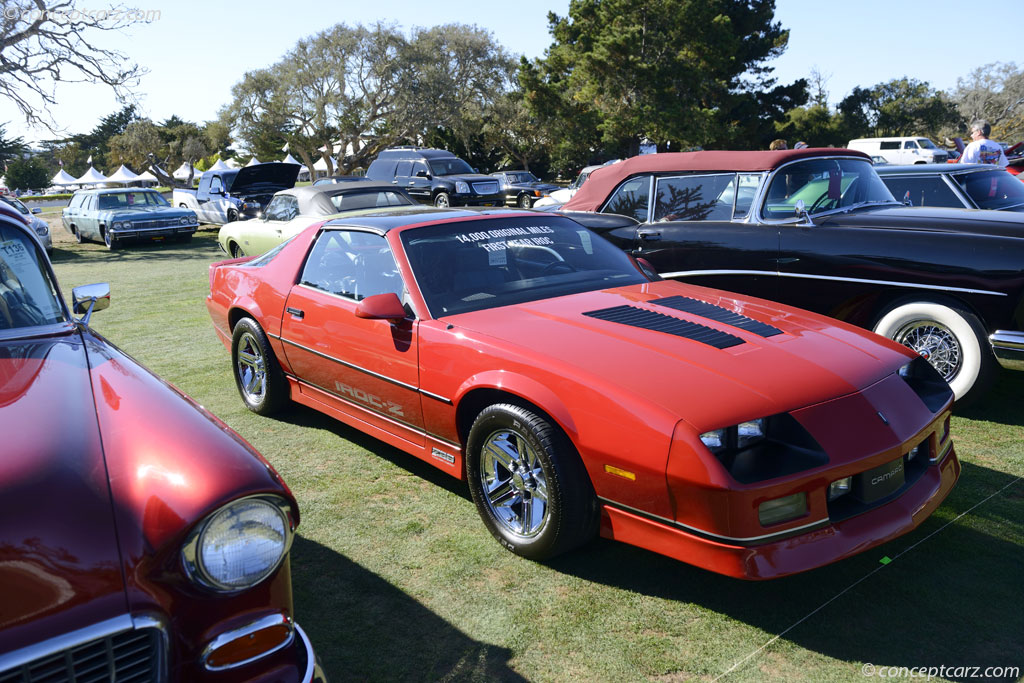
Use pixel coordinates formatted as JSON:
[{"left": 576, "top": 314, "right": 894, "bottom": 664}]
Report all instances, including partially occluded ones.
[
  {"left": 402, "top": 216, "right": 646, "bottom": 317},
  {"left": 0, "top": 226, "right": 66, "bottom": 331}
]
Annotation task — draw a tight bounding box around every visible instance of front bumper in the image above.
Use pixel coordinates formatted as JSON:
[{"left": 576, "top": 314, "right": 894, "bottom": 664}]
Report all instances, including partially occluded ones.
[
  {"left": 109, "top": 225, "right": 198, "bottom": 243},
  {"left": 990, "top": 330, "right": 1024, "bottom": 371},
  {"left": 454, "top": 193, "right": 504, "bottom": 207},
  {"left": 600, "top": 441, "right": 959, "bottom": 580}
]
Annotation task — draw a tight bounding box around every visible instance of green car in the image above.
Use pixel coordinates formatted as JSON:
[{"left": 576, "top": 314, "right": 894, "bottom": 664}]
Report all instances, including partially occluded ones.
[{"left": 217, "top": 182, "right": 416, "bottom": 258}]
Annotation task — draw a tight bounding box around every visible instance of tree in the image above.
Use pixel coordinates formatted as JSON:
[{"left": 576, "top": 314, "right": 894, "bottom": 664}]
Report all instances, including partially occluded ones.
[
  {"left": 5, "top": 156, "right": 50, "bottom": 190},
  {"left": 107, "top": 119, "right": 162, "bottom": 170},
  {"left": 41, "top": 104, "right": 138, "bottom": 171},
  {"left": 0, "top": 124, "right": 28, "bottom": 166},
  {"left": 0, "top": 0, "right": 148, "bottom": 129},
  {"left": 837, "top": 79, "right": 960, "bottom": 140},
  {"left": 522, "top": 0, "right": 806, "bottom": 166},
  {"left": 952, "top": 62, "right": 1024, "bottom": 141}
]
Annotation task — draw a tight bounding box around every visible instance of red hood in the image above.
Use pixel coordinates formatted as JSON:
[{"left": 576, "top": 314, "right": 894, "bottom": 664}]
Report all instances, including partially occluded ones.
[
  {"left": 446, "top": 280, "right": 914, "bottom": 430},
  {"left": 0, "top": 333, "right": 127, "bottom": 653}
]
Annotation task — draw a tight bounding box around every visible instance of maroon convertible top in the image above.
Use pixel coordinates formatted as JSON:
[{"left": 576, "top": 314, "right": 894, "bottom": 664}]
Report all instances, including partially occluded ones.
[{"left": 563, "top": 148, "right": 870, "bottom": 212}]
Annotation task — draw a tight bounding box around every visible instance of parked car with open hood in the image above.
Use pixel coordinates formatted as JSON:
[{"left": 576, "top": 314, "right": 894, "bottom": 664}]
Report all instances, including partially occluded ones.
[
  {"left": 173, "top": 163, "right": 301, "bottom": 224},
  {"left": 206, "top": 206, "right": 958, "bottom": 580},
  {"left": 218, "top": 181, "right": 416, "bottom": 258},
  {"left": 0, "top": 206, "right": 323, "bottom": 681},
  {"left": 62, "top": 188, "right": 198, "bottom": 249},
  {"left": 561, "top": 148, "right": 1024, "bottom": 404},
  {"left": 877, "top": 163, "right": 1024, "bottom": 212}
]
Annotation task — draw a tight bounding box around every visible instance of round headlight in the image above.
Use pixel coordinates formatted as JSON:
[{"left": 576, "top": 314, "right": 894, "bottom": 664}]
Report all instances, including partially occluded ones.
[
  {"left": 179, "top": 216, "right": 189, "bottom": 225},
  {"left": 35, "top": 224, "right": 49, "bottom": 236},
  {"left": 184, "top": 497, "right": 292, "bottom": 592}
]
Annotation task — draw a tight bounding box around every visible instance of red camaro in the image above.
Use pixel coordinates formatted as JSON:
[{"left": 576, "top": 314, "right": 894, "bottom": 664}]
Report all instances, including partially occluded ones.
[
  {"left": 206, "top": 207, "right": 959, "bottom": 580},
  {"left": 0, "top": 207, "right": 322, "bottom": 680}
]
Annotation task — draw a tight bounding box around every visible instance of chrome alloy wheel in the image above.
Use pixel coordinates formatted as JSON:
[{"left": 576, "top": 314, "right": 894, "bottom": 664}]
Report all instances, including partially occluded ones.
[
  {"left": 895, "top": 320, "right": 962, "bottom": 381},
  {"left": 479, "top": 429, "right": 549, "bottom": 538},
  {"left": 235, "top": 331, "right": 268, "bottom": 404}
]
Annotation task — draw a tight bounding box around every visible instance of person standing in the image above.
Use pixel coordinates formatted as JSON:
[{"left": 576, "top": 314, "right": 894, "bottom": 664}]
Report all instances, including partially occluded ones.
[{"left": 959, "top": 120, "right": 1008, "bottom": 166}]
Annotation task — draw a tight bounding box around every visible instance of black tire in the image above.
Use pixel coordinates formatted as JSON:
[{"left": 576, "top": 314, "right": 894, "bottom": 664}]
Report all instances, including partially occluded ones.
[
  {"left": 517, "top": 194, "right": 533, "bottom": 209},
  {"left": 103, "top": 228, "right": 118, "bottom": 250},
  {"left": 873, "top": 298, "right": 996, "bottom": 405},
  {"left": 230, "top": 242, "right": 244, "bottom": 259},
  {"left": 465, "top": 403, "right": 598, "bottom": 560},
  {"left": 72, "top": 226, "right": 83, "bottom": 244},
  {"left": 231, "top": 317, "right": 288, "bottom": 415},
  {"left": 227, "top": 209, "right": 239, "bottom": 223},
  {"left": 433, "top": 192, "right": 451, "bottom": 208},
  {"left": 179, "top": 203, "right": 188, "bottom": 209}
]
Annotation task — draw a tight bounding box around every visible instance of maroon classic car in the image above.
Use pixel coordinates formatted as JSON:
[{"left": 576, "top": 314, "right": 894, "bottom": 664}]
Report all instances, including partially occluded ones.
[{"left": 0, "top": 206, "right": 322, "bottom": 681}]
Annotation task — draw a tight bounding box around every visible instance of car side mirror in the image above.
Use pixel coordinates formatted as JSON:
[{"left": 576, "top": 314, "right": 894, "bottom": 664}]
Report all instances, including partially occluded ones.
[
  {"left": 72, "top": 282, "right": 111, "bottom": 324},
  {"left": 795, "top": 199, "right": 814, "bottom": 225},
  {"left": 903, "top": 190, "right": 913, "bottom": 207},
  {"left": 355, "top": 292, "right": 408, "bottom": 322},
  {"left": 31, "top": 207, "right": 41, "bottom": 214},
  {"left": 210, "top": 187, "right": 223, "bottom": 195},
  {"left": 416, "top": 170, "right": 430, "bottom": 179}
]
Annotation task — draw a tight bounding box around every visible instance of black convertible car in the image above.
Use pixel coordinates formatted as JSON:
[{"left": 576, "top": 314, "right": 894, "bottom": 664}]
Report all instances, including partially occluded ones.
[
  {"left": 490, "top": 170, "right": 560, "bottom": 208},
  {"left": 561, "top": 148, "right": 1024, "bottom": 405},
  {"left": 876, "top": 163, "right": 1024, "bottom": 212}
]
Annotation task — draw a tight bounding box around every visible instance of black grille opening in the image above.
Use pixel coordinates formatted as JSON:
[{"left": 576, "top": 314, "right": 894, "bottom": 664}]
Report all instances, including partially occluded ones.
[
  {"left": 827, "top": 440, "right": 932, "bottom": 523},
  {"left": 583, "top": 305, "right": 745, "bottom": 349},
  {"left": 0, "top": 627, "right": 161, "bottom": 683},
  {"left": 651, "top": 295, "right": 783, "bottom": 337}
]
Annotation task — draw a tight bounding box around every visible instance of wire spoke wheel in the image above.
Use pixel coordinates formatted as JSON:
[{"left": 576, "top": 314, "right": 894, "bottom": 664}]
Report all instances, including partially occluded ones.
[{"left": 894, "top": 321, "right": 961, "bottom": 382}]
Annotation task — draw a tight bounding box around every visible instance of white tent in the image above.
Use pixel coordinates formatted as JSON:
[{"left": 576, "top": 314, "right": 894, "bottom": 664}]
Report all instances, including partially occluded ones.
[
  {"left": 282, "top": 153, "right": 302, "bottom": 165},
  {"left": 312, "top": 156, "right": 340, "bottom": 177},
  {"left": 245, "top": 157, "right": 261, "bottom": 167},
  {"left": 172, "top": 162, "right": 203, "bottom": 181},
  {"left": 224, "top": 158, "right": 241, "bottom": 169},
  {"left": 135, "top": 170, "right": 159, "bottom": 186},
  {"left": 208, "top": 159, "right": 232, "bottom": 172},
  {"left": 106, "top": 164, "right": 140, "bottom": 184},
  {"left": 75, "top": 166, "right": 109, "bottom": 185},
  {"left": 51, "top": 169, "right": 78, "bottom": 186}
]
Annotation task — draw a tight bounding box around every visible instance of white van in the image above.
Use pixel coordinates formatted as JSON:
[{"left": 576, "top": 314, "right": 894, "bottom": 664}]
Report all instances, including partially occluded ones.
[{"left": 847, "top": 137, "right": 949, "bottom": 165}]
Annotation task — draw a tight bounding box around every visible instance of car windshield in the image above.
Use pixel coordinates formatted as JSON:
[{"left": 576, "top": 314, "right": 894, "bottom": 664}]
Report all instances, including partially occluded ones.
[
  {"left": 956, "top": 169, "right": 1024, "bottom": 210},
  {"left": 0, "top": 224, "right": 66, "bottom": 332},
  {"left": 428, "top": 158, "right": 474, "bottom": 176},
  {"left": 97, "top": 191, "right": 169, "bottom": 209},
  {"left": 569, "top": 170, "right": 592, "bottom": 191},
  {"left": 0, "top": 197, "right": 29, "bottom": 214},
  {"left": 402, "top": 215, "right": 647, "bottom": 317},
  {"left": 329, "top": 190, "right": 414, "bottom": 212},
  {"left": 509, "top": 172, "right": 539, "bottom": 183},
  {"left": 762, "top": 157, "right": 897, "bottom": 219},
  {"left": 917, "top": 139, "right": 938, "bottom": 149}
]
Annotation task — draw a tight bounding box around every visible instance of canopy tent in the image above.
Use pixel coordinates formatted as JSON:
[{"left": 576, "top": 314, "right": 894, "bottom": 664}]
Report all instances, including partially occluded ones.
[
  {"left": 135, "top": 170, "right": 159, "bottom": 185},
  {"left": 172, "top": 162, "right": 203, "bottom": 181},
  {"left": 106, "top": 165, "right": 140, "bottom": 184},
  {"left": 245, "top": 157, "right": 261, "bottom": 167},
  {"left": 75, "top": 166, "right": 109, "bottom": 185},
  {"left": 207, "top": 159, "right": 232, "bottom": 172},
  {"left": 282, "top": 153, "right": 302, "bottom": 165},
  {"left": 312, "top": 156, "right": 340, "bottom": 175},
  {"left": 51, "top": 169, "right": 79, "bottom": 186},
  {"left": 224, "top": 158, "right": 241, "bottom": 169}
]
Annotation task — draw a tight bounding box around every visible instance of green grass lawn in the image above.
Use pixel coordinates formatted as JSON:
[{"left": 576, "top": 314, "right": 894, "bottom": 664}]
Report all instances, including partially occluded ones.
[{"left": 48, "top": 226, "right": 1024, "bottom": 682}]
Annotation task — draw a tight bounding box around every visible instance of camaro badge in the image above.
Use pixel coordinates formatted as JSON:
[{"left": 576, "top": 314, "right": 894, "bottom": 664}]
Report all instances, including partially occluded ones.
[
  {"left": 877, "top": 411, "right": 889, "bottom": 425},
  {"left": 431, "top": 448, "right": 455, "bottom": 465}
]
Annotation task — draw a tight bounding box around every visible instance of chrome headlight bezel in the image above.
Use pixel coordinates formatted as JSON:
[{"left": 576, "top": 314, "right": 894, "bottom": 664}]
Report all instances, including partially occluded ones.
[
  {"left": 454, "top": 181, "right": 470, "bottom": 194},
  {"left": 181, "top": 494, "right": 295, "bottom": 594}
]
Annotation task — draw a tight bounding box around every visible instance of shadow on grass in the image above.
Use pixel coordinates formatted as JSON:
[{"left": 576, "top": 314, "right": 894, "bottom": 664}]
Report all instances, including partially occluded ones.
[
  {"left": 48, "top": 230, "right": 225, "bottom": 264},
  {"left": 291, "top": 535, "right": 525, "bottom": 682},
  {"left": 544, "top": 459, "right": 1024, "bottom": 679},
  {"left": 956, "top": 369, "right": 1024, "bottom": 427}
]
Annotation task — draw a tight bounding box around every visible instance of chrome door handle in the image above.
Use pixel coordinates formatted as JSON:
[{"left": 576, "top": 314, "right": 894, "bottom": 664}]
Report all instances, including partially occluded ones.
[{"left": 286, "top": 307, "right": 304, "bottom": 319}]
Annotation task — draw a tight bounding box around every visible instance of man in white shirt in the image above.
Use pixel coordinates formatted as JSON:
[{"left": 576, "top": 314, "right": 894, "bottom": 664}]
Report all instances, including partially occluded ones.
[{"left": 959, "top": 120, "right": 1008, "bottom": 166}]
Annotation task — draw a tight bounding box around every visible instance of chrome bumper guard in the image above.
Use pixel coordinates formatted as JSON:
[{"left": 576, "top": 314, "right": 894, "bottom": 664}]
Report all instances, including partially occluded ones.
[{"left": 990, "top": 330, "right": 1024, "bottom": 371}]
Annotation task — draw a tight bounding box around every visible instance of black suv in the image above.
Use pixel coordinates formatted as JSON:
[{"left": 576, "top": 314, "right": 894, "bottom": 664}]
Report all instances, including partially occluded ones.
[{"left": 365, "top": 148, "right": 503, "bottom": 208}]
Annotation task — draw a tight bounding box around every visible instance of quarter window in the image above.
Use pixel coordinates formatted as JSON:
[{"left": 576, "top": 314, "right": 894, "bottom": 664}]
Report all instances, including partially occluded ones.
[
  {"left": 300, "top": 231, "right": 403, "bottom": 302},
  {"left": 653, "top": 174, "right": 736, "bottom": 222},
  {"left": 880, "top": 176, "right": 962, "bottom": 208},
  {"left": 601, "top": 176, "right": 650, "bottom": 222}
]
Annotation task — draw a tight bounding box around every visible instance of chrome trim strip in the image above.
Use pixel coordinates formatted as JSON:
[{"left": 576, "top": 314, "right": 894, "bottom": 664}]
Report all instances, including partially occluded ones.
[
  {"left": 111, "top": 225, "right": 196, "bottom": 236},
  {"left": 280, "top": 336, "right": 419, "bottom": 391},
  {"left": 598, "top": 497, "right": 829, "bottom": 544},
  {"left": 0, "top": 613, "right": 169, "bottom": 676},
  {"left": 420, "top": 389, "right": 454, "bottom": 405},
  {"left": 660, "top": 269, "right": 1007, "bottom": 297},
  {"left": 289, "top": 375, "right": 461, "bottom": 449},
  {"left": 295, "top": 623, "right": 324, "bottom": 683},
  {"left": 203, "top": 612, "right": 295, "bottom": 671},
  {"left": 990, "top": 330, "right": 1024, "bottom": 350}
]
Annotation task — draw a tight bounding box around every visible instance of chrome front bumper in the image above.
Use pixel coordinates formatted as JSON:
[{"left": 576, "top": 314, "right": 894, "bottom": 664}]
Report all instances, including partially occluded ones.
[{"left": 990, "top": 330, "right": 1024, "bottom": 371}]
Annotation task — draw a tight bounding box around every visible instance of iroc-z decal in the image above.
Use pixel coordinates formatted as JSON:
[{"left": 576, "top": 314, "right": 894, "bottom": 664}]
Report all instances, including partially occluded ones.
[
  {"left": 333, "top": 381, "right": 405, "bottom": 417},
  {"left": 431, "top": 448, "right": 456, "bottom": 465}
]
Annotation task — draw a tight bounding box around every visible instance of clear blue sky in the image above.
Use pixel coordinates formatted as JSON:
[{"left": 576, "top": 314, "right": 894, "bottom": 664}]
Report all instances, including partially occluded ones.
[{"left": 3, "top": 0, "right": 1022, "bottom": 148}]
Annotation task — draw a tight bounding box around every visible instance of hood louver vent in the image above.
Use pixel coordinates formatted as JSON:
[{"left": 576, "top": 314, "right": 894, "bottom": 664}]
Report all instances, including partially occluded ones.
[
  {"left": 651, "top": 295, "right": 782, "bottom": 337},
  {"left": 583, "top": 305, "right": 745, "bottom": 349}
]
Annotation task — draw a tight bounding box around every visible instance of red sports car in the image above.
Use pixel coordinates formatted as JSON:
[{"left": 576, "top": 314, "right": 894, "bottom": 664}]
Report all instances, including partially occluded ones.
[
  {"left": 0, "top": 207, "right": 322, "bottom": 680},
  {"left": 206, "top": 207, "right": 959, "bottom": 580}
]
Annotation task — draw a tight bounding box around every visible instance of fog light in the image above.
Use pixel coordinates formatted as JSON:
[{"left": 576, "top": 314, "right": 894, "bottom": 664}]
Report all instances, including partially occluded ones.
[
  {"left": 758, "top": 492, "right": 807, "bottom": 526},
  {"left": 828, "top": 476, "right": 852, "bottom": 501},
  {"left": 203, "top": 613, "right": 294, "bottom": 671}
]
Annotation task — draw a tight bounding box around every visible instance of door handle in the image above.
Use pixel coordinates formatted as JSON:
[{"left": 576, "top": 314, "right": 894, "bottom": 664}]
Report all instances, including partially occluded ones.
[
  {"left": 286, "top": 307, "right": 304, "bottom": 319},
  {"left": 777, "top": 257, "right": 799, "bottom": 265},
  {"left": 638, "top": 230, "right": 662, "bottom": 241}
]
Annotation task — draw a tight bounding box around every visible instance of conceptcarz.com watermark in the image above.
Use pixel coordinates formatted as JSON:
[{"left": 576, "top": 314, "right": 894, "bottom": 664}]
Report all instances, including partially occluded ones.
[
  {"left": 2, "top": 6, "right": 160, "bottom": 23},
  {"left": 861, "top": 663, "right": 1020, "bottom": 679}
]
